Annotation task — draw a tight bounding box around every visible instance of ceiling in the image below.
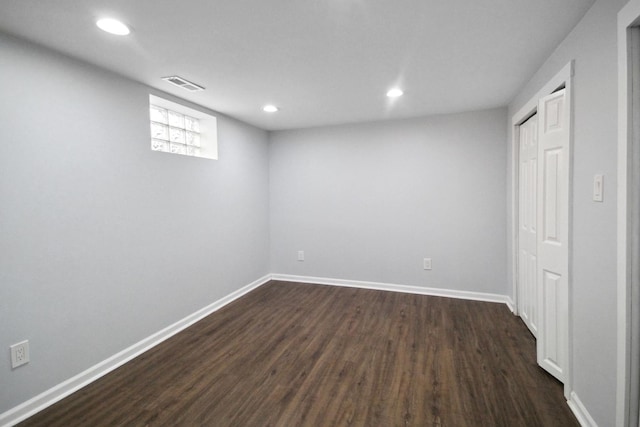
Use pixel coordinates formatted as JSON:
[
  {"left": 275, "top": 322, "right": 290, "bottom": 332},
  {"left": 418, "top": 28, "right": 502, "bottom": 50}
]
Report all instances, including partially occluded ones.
[{"left": 0, "top": 0, "right": 595, "bottom": 131}]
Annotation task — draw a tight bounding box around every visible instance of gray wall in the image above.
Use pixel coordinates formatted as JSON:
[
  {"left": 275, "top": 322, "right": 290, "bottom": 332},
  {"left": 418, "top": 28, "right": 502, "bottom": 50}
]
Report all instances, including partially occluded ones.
[
  {"left": 270, "top": 108, "right": 508, "bottom": 295},
  {"left": 507, "top": 0, "right": 625, "bottom": 423},
  {"left": 0, "top": 34, "right": 270, "bottom": 412}
]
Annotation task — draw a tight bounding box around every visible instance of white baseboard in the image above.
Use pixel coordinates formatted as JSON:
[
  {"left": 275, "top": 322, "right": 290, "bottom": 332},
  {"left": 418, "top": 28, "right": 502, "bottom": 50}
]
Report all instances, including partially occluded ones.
[
  {"left": 568, "top": 391, "right": 598, "bottom": 427},
  {"left": 271, "top": 274, "right": 512, "bottom": 307},
  {"left": 0, "top": 274, "right": 272, "bottom": 427}
]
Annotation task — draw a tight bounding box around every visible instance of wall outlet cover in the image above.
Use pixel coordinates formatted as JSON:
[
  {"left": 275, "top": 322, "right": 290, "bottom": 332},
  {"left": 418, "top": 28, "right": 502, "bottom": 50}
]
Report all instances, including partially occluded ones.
[{"left": 11, "top": 340, "right": 30, "bottom": 368}]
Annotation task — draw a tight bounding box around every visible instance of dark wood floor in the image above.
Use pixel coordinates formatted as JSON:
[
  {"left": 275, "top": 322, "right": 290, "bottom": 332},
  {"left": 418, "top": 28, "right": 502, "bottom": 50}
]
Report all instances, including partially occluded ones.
[{"left": 20, "top": 281, "right": 579, "bottom": 427}]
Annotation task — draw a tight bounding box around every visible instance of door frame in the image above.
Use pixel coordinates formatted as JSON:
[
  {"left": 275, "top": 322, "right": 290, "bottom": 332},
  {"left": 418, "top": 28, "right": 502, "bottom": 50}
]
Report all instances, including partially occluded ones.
[
  {"left": 510, "top": 60, "right": 574, "bottom": 399},
  {"left": 617, "top": 2, "right": 640, "bottom": 426}
]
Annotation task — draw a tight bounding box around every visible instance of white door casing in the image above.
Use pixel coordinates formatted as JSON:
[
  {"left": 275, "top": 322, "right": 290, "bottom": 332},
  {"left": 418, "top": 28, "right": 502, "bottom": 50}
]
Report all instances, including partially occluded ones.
[
  {"left": 518, "top": 114, "right": 539, "bottom": 336},
  {"left": 618, "top": 3, "right": 640, "bottom": 425},
  {"left": 536, "top": 88, "right": 570, "bottom": 382}
]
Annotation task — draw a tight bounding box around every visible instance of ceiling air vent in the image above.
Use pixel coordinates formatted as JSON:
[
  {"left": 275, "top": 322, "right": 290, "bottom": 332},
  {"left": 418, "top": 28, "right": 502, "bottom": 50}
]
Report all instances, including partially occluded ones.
[{"left": 162, "top": 76, "right": 205, "bottom": 92}]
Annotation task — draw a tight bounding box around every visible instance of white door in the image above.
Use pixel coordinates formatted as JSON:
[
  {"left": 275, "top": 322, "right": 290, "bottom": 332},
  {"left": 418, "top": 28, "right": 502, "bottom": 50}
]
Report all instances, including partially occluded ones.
[
  {"left": 518, "top": 114, "right": 538, "bottom": 336},
  {"left": 536, "top": 88, "right": 570, "bottom": 382}
]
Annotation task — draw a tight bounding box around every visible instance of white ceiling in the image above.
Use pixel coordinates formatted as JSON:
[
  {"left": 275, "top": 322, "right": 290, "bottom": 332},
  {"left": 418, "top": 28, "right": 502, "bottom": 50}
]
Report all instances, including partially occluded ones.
[{"left": 0, "top": 0, "right": 595, "bottom": 131}]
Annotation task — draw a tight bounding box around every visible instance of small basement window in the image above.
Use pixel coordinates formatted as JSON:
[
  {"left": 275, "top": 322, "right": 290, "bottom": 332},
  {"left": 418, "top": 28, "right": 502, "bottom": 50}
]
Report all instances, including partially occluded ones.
[{"left": 149, "top": 94, "right": 217, "bottom": 159}]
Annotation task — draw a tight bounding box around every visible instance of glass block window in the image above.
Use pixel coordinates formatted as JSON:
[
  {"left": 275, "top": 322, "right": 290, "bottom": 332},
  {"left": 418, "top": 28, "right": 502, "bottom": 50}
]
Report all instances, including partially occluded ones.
[
  {"left": 150, "top": 105, "right": 202, "bottom": 157},
  {"left": 149, "top": 94, "right": 217, "bottom": 160}
]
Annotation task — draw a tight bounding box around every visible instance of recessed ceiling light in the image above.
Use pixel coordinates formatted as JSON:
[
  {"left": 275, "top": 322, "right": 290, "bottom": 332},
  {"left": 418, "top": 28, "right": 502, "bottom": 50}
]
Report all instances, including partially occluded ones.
[
  {"left": 96, "top": 18, "right": 130, "bottom": 36},
  {"left": 263, "top": 105, "right": 279, "bottom": 113},
  {"left": 386, "top": 88, "right": 404, "bottom": 98}
]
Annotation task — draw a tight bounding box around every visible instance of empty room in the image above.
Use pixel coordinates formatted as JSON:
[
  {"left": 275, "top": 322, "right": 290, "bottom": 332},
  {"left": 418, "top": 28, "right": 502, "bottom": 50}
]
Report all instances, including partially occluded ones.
[{"left": 1, "top": 0, "right": 639, "bottom": 426}]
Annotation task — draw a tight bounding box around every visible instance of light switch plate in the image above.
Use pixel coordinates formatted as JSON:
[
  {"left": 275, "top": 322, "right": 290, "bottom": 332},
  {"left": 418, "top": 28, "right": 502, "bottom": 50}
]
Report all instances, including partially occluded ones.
[{"left": 593, "top": 174, "right": 604, "bottom": 202}]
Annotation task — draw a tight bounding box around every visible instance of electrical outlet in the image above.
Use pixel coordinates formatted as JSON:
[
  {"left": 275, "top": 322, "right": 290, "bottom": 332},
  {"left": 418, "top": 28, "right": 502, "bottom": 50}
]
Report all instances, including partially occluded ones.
[
  {"left": 423, "top": 258, "right": 432, "bottom": 270},
  {"left": 297, "top": 250, "right": 305, "bottom": 261},
  {"left": 11, "top": 340, "right": 30, "bottom": 368}
]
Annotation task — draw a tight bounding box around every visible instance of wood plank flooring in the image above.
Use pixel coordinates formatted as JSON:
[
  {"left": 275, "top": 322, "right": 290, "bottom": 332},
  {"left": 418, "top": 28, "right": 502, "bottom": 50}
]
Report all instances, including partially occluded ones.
[{"left": 19, "top": 281, "right": 579, "bottom": 426}]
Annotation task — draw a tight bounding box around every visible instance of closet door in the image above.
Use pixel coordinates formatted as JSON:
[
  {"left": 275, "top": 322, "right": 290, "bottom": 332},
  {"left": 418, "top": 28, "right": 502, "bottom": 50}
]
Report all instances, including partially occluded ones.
[
  {"left": 536, "top": 89, "right": 569, "bottom": 382},
  {"left": 518, "top": 114, "right": 538, "bottom": 336}
]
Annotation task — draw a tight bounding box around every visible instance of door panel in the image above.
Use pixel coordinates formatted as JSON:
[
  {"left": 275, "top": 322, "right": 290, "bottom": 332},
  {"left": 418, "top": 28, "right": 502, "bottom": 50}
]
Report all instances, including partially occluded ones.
[
  {"left": 536, "top": 89, "right": 569, "bottom": 382},
  {"left": 543, "top": 149, "right": 562, "bottom": 243},
  {"left": 517, "top": 114, "right": 538, "bottom": 336},
  {"left": 542, "top": 270, "right": 562, "bottom": 369}
]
